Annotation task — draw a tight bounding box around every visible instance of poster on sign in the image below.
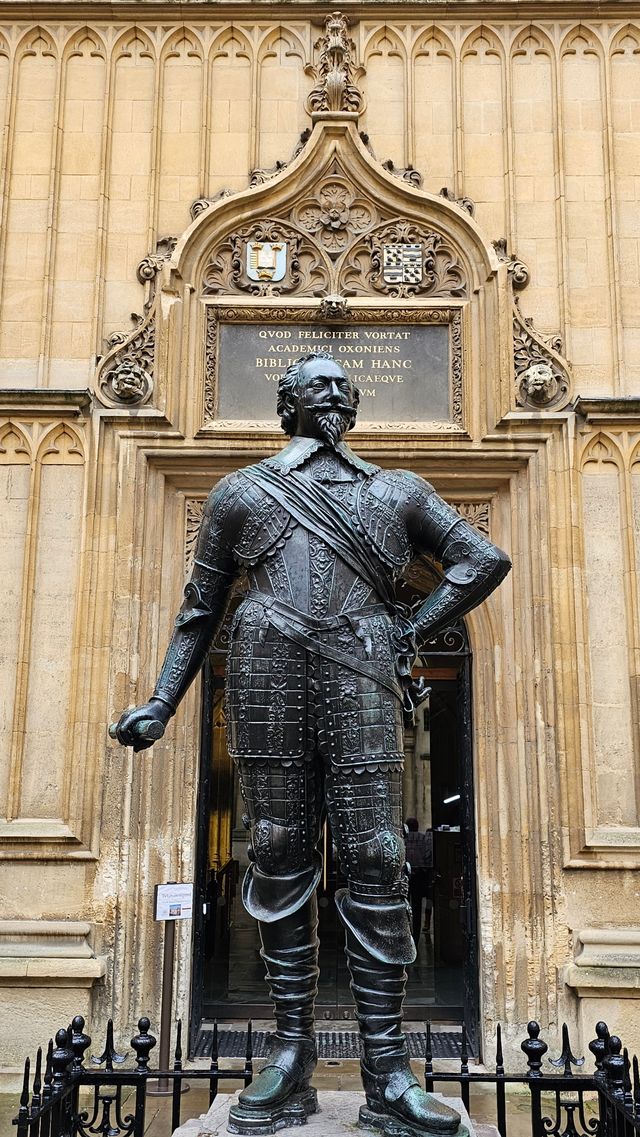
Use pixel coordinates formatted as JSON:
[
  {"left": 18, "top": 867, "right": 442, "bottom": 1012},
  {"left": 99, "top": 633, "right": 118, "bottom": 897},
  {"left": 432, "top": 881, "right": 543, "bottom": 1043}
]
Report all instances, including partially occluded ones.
[{"left": 154, "top": 882, "right": 194, "bottom": 922}]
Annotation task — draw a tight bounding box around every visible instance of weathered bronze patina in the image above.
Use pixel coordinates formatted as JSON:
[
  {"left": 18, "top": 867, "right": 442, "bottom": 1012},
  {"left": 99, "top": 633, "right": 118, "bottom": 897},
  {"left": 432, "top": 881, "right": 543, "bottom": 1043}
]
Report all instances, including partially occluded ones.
[{"left": 114, "top": 351, "right": 510, "bottom": 1137}]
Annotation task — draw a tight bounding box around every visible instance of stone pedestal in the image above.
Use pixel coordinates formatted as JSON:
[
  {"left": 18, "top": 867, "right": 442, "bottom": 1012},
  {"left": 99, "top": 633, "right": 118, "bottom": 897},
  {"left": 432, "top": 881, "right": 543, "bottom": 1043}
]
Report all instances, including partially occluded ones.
[{"left": 172, "top": 1090, "right": 481, "bottom": 1137}]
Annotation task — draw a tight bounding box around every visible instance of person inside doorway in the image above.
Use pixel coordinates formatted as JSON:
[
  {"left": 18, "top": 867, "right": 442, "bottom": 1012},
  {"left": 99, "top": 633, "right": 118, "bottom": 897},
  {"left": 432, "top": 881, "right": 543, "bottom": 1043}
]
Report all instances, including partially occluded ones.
[{"left": 405, "top": 818, "right": 434, "bottom": 945}]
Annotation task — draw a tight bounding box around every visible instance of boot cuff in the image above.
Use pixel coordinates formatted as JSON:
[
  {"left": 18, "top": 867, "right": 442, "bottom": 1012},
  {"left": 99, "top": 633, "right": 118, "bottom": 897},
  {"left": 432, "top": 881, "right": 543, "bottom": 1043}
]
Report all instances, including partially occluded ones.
[
  {"left": 335, "top": 888, "right": 416, "bottom": 964},
  {"left": 243, "top": 856, "right": 322, "bottom": 922}
]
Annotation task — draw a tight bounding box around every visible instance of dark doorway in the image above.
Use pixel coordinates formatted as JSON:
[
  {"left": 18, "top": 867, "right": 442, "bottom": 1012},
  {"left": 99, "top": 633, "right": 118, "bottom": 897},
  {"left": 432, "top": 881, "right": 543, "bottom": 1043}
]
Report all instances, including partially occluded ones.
[{"left": 190, "top": 588, "right": 478, "bottom": 1052}]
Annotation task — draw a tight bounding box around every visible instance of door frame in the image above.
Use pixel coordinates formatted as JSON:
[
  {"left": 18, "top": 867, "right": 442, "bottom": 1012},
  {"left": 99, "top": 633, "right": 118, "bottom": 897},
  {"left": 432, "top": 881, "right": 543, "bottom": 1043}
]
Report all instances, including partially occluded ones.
[{"left": 190, "top": 633, "right": 479, "bottom": 1049}]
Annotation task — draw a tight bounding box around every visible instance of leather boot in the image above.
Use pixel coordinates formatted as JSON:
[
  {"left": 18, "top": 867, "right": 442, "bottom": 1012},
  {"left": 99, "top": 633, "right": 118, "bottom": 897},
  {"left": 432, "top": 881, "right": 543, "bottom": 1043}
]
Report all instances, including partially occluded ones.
[
  {"left": 228, "top": 895, "right": 319, "bottom": 1134},
  {"left": 345, "top": 928, "right": 464, "bottom": 1137}
]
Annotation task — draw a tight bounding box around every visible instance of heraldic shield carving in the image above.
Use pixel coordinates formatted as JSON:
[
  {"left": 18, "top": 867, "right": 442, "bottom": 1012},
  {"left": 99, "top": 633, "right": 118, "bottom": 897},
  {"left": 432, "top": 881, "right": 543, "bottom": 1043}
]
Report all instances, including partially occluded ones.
[{"left": 95, "top": 9, "right": 572, "bottom": 430}]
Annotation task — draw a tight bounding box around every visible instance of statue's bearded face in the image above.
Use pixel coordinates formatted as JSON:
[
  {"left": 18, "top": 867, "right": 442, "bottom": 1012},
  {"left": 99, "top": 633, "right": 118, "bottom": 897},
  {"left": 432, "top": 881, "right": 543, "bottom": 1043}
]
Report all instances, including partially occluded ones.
[{"left": 295, "top": 359, "right": 358, "bottom": 445}]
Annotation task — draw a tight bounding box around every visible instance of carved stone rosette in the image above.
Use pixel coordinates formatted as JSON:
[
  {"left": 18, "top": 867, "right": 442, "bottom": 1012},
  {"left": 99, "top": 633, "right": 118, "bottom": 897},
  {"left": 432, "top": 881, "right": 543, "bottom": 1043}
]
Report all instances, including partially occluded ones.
[
  {"left": 305, "top": 11, "right": 365, "bottom": 117},
  {"left": 291, "top": 178, "right": 375, "bottom": 258}
]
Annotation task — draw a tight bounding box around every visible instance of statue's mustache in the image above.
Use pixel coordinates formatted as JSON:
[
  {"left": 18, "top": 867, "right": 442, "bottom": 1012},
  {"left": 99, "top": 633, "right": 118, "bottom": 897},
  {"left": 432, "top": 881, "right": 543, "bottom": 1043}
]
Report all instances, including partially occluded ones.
[{"left": 312, "top": 403, "right": 355, "bottom": 417}]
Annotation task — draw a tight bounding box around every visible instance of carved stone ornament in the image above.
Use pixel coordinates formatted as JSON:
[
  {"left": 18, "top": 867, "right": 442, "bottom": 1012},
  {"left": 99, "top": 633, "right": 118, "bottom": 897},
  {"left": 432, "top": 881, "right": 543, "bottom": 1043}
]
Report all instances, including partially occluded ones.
[
  {"left": 318, "top": 294, "right": 350, "bottom": 320},
  {"left": 96, "top": 305, "right": 155, "bottom": 407},
  {"left": 305, "top": 11, "right": 365, "bottom": 117},
  {"left": 136, "top": 236, "right": 177, "bottom": 285},
  {"left": 200, "top": 156, "right": 469, "bottom": 302},
  {"left": 513, "top": 301, "right": 571, "bottom": 411},
  {"left": 190, "top": 189, "right": 232, "bottom": 222},
  {"left": 493, "top": 238, "right": 530, "bottom": 291},
  {"left": 340, "top": 220, "right": 467, "bottom": 299},
  {"left": 249, "top": 130, "right": 312, "bottom": 188},
  {"left": 292, "top": 178, "right": 375, "bottom": 257},
  {"left": 202, "top": 219, "right": 331, "bottom": 298},
  {"left": 96, "top": 236, "right": 177, "bottom": 407},
  {"left": 382, "top": 160, "right": 424, "bottom": 189},
  {"left": 439, "top": 187, "right": 475, "bottom": 217}
]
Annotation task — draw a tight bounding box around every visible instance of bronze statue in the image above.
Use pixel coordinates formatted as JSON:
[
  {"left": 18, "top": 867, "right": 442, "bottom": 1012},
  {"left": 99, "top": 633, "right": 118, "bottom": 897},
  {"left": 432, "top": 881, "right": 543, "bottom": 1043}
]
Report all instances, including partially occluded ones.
[{"left": 113, "top": 350, "right": 510, "bottom": 1137}]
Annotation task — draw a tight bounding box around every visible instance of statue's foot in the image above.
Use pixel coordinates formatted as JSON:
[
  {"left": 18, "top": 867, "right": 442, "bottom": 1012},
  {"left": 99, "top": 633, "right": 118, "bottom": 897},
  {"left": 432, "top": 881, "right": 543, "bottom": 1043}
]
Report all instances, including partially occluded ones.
[
  {"left": 359, "top": 1059, "right": 463, "bottom": 1137},
  {"left": 228, "top": 1039, "right": 318, "bottom": 1135},
  {"left": 359, "top": 1091, "right": 465, "bottom": 1137},
  {"left": 229, "top": 1082, "right": 317, "bottom": 1134}
]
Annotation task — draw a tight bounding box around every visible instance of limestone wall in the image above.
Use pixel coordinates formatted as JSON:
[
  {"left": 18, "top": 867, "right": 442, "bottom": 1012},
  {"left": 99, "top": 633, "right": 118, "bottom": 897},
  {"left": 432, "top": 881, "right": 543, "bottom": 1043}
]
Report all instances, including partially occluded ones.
[
  {"left": 1, "top": 5, "right": 640, "bottom": 1077},
  {"left": 0, "top": 18, "right": 638, "bottom": 393}
]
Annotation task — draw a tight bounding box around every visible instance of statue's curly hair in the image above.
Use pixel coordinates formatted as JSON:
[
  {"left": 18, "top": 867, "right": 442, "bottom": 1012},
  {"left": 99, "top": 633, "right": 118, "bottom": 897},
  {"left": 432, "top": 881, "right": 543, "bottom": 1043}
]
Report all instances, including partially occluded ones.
[{"left": 276, "top": 350, "right": 360, "bottom": 436}]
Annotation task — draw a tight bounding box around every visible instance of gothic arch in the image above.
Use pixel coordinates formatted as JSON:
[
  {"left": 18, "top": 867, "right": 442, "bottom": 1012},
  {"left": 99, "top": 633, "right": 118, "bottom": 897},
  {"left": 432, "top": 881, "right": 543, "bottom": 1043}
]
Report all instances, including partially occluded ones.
[
  {"left": 510, "top": 24, "right": 555, "bottom": 61},
  {"left": 460, "top": 25, "right": 504, "bottom": 61},
  {"left": 581, "top": 432, "right": 624, "bottom": 471},
  {"left": 560, "top": 25, "right": 603, "bottom": 59},
  {"left": 210, "top": 26, "right": 253, "bottom": 64},
  {"left": 0, "top": 421, "right": 31, "bottom": 463},
  {"left": 111, "top": 27, "right": 156, "bottom": 63},
  {"left": 256, "top": 26, "right": 307, "bottom": 66},
  {"left": 62, "top": 26, "right": 107, "bottom": 61},
  {"left": 363, "top": 25, "right": 407, "bottom": 64},
  {"left": 37, "top": 423, "right": 85, "bottom": 465},
  {"left": 412, "top": 26, "right": 455, "bottom": 62},
  {"left": 161, "top": 27, "right": 204, "bottom": 63},
  {"left": 610, "top": 23, "right": 640, "bottom": 57},
  {"left": 15, "top": 26, "right": 57, "bottom": 60}
]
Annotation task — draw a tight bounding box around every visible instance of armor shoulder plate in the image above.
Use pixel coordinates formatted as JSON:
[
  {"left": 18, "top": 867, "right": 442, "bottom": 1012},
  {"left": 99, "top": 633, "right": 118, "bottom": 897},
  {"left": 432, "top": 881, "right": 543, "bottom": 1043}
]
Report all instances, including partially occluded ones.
[
  {"left": 232, "top": 471, "right": 293, "bottom": 567},
  {"left": 355, "top": 470, "right": 413, "bottom": 570}
]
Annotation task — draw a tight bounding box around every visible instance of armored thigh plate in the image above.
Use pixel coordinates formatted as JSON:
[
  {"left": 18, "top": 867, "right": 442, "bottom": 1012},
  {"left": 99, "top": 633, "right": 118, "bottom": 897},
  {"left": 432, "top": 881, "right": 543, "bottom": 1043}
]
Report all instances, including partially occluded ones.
[
  {"left": 226, "top": 601, "right": 306, "bottom": 759},
  {"left": 318, "top": 614, "right": 404, "bottom": 769}
]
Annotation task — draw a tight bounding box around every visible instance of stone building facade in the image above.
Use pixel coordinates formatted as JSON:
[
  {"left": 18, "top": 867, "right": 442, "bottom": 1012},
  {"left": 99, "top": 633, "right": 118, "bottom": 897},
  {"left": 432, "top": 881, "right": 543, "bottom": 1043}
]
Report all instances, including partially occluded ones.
[{"left": 1, "top": 0, "right": 640, "bottom": 1079}]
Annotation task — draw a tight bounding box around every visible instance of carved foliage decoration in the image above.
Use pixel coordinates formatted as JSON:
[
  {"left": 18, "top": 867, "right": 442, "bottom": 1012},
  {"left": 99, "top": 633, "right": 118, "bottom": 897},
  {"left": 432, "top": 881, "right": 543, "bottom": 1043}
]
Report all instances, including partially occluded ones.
[
  {"left": 96, "top": 236, "right": 176, "bottom": 407},
  {"left": 340, "top": 219, "right": 468, "bottom": 299},
  {"left": 291, "top": 177, "right": 375, "bottom": 257},
  {"left": 97, "top": 305, "right": 156, "bottom": 406},
  {"left": 185, "top": 498, "right": 205, "bottom": 575},
  {"left": 199, "top": 158, "right": 469, "bottom": 302},
  {"left": 455, "top": 501, "right": 490, "bottom": 535},
  {"left": 305, "top": 11, "right": 364, "bottom": 116},
  {"left": 513, "top": 302, "right": 571, "bottom": 411},
  {"left": 202, "top": 218, "right": 331, "bottom": 298}
]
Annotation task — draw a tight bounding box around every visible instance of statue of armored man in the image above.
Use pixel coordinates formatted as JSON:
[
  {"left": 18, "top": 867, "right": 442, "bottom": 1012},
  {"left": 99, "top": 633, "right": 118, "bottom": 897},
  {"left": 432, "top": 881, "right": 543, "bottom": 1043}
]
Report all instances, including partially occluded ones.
[{"left": 114, "top": 350, "right": 511, "bottom": 1137}]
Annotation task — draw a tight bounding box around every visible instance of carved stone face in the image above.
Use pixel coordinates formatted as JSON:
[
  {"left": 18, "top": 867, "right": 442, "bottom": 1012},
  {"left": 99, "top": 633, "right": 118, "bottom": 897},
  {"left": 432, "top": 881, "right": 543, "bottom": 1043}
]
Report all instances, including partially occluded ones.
[
  {"left": 522, "top": 362, "right": 555, "bottom": 401},
  {"left": 295, "top": 358, "right": 358, "bottom": 444}
]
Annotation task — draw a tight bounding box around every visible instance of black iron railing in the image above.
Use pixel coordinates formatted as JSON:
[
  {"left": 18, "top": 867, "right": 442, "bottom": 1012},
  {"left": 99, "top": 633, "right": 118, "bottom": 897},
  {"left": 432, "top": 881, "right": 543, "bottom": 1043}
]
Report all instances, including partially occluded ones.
[{"left": 11, "top": 1016, "right": 640, "bottom": 1137}]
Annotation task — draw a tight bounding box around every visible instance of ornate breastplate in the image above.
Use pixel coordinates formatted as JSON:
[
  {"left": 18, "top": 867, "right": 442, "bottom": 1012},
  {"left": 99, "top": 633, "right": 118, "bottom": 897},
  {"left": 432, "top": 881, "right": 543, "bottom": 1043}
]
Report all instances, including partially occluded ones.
[
  {"left": 355, "top": 472, "right": 412, "bottom": 573},
  {"left": 231, "top": 478, "right": 293, "bottom": 567}
]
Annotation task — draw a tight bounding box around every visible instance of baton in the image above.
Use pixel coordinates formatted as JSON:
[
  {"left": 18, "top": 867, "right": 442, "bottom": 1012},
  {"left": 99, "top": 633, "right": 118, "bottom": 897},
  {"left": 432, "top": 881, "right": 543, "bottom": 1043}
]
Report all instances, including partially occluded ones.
[{"left": 108, "top": 719, "right": 165, "bottom": 742}]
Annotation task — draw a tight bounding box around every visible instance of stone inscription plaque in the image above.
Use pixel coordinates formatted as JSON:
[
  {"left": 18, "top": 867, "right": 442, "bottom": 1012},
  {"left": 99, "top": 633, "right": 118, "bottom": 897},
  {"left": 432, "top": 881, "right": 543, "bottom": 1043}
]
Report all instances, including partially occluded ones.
[{"left": 215, "top": 321, "right": 451, "bottom": 424}]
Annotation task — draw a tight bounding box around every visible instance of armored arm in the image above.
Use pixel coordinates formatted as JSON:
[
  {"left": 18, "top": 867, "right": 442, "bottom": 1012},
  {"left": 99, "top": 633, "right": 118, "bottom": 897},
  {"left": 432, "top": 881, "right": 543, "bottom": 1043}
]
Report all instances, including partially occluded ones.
[
  {"left": 113, "top": 476, "right": 239, "bottom": 751},
  {"left": 404, "top": 474, "right": 511, "bottom": 644}
]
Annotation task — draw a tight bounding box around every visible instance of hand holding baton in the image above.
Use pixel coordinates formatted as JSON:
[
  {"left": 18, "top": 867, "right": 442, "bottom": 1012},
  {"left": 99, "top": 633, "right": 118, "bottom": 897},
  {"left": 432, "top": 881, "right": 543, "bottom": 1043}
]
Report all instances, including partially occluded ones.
[{"left": 108, "top": 718, "right": 165, "bottom": 743}]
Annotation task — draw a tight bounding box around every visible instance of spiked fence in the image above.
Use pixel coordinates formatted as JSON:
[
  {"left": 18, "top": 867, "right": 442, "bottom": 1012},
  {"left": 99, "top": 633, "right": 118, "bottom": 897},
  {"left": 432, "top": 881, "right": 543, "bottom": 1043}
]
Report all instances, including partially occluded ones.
[{"left": 11, "top": 1017, "right": 640, "bottom": 1137}]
